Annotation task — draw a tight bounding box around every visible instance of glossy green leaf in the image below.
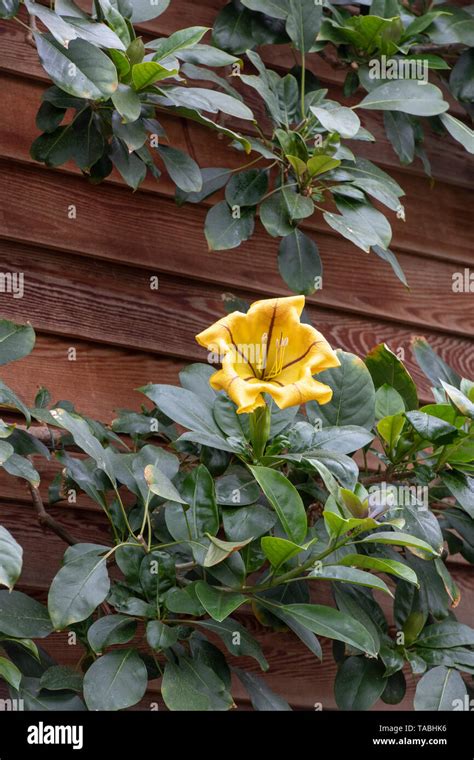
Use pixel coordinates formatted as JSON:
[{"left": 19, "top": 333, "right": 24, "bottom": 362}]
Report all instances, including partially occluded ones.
[
  {"left": 48, "top": 549, "right": 110, "bottom": 629},
  {"left": 234, "top": 668, "right": 292, "bottom": 710},
  {"left": 414, "top": 666, "right": 467, "bottom": 711},
  {"left": 155, "top": 145, "right": 202, "bottom": 193},
  {"left": 162, "top": 654, "right": 233, "bottom": 711},
  {"left": 205, "top": 201, "right": 255, "bottom": 251},
  {"left": 307, "top": 350, "right": 376, "bottom": 430},
  {"left": 35, "top": 35, "right": 118, "bottom": 100},
  {"left": 0, "top": 320, "right": 35, "bottom": 365},
  {"left": 335, "top": 656, "right": 386, "bottom": 710},
  {"left": 278, "top": 229, "right": 322, "bottom": 296},
  {"left": 366, "top": 342, "right": 418, "bottom": 410},
  {"left": 0, "top": 591, "right": 53, "bottom": 638},
  {"left": 358, "top": 531, "right": 439, "bottom": 556},
  {"left": 0, "top": 526, "right": 22, "bottom": 591},
  {"left": 225, "top": 169, "right": 268, "bottom": 207},
  {"left": 87, "top": 614, "right": 137, "bottom": 654},
  {"left": 358, "top": 81, "right": 448, "bottom": 116},
  {"left": 83, "top": 650, "right": 147, "bottom": 711},
  {"left": 280, "top": 603, "right": 378, "bottom": 655},
  {"left": 249, "top": 465, "right": 307, "bottom": 544},
  {"left": 336, "top": 553, "right": 419, "bottom": 585},
  {"left": 195, "top": 581, "right": 246, "bottom": 622}
]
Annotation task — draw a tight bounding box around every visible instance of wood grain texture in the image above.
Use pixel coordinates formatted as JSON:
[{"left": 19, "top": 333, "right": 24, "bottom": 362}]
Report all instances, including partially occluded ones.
[
  {"left": 1, "top": 72, "right": 473, "bottom": 267},
  {"left": 0, "top": 333, "right": 185, "bottom": 421},
  {"left": 0, "top": 18, "right": 472, "bottom": 188}
]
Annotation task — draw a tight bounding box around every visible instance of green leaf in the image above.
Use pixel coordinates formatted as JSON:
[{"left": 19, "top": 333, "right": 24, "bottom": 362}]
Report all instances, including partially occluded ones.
[
  {"left": 111, "top": 84, "right": 141, "bottom": 123},
  {"left": 307, "top": 350, "right": 376, "bottom": 430},
  {"left": 162, "top": 654, "right": 233, "bottom": 711},
  {"left": 225, "top": 169, "right": 268, "bottom": 207},
  {"left": 417, "top": 620, "right": 474, "bottom": 649},
  {"left": 0, "top": 656, "right": 21, "bottom": 690},
  {"left": 204, "top": 535, "right": 252, "bottom": 568},
  {"left": 87, "top": 614, "right": 137, "bottom": 654},
  {"left": 405, "top": 410, "right": 458, "bottom": 444},
  {"left": 0, "top": 377, "right": 31, "bottom": 421},
  {"left": 260, "top": 536, "right": 308, "bottom": 570},
  {"left": 140, "top": 384, "right": 221, "bottom": 438},
  {"left": 196, "top": 618, "right": 268, "bottom": 670},
  {"left": 97, "top": 0, "right": 130, "bottom": 47},
  {"left": 212, "top": 3, "right": 257, "bottom": 55},
  {"left": 205, "top": 201, "right": 255, "bottom": 251},
  {"left": 195, "top": 581, "right": 246, "bottom": 622},
  {"left": 311, "top": 104, "right": 360, "bottom": 138},
  {"left": 335, "top": 656, "right": 386, "bottom": 710},
  {"left": 414, "top": 666, "right": 467, "bottom": 711},
  {"left": 146, "top": 620, "right": 180, "bottom": 650},
  {"left": 61, "top": 18, "right": 127, "bottom": 50},
  {"left": 132, "top": 61, "right": 176, "bottom": 90},
  {"left": 306, "top": 155, "right": 341, "bottom": 177},
  {"left": 149, "top": 26, "right": 210, "bottom": 61},
  {"left": 249, "top": 465, "right": 307, "bottom": 544},
  {"left": 0, "top": 320, "right": 35, "bottom": 365},
  {"left": 375, "top": 383, "right": 405, "bottom": 419},
  {"left": 280, "top": 603, "right": 378, "bottom": 655},
  {"left": 35, "top": 35, "right": 118, "bottom": 100},
  {"left": 442, "top": 472, "right": 474, "bottom": 519},
  {"left": 312, "top": 424, "right": 374, "bottom": 454},
  {"left": 49, "top": 408, "right": 116, "bottom": 485},
  {"left": 358, "top": 531, "right": 439, "bottom": 557},
  {"left": 40, "top": 665, "right": 83, "bottom": 693},
  {"left": 357, "top": 81, "right": 448, "bottom": 116},
  {"left": 83, "top": 650, "right": 147, "bottom": 711},
  {"left": 0, "top": 591, "right": 53, "bottom": 638},
  {"left": 286, "top": 0, "right": 322, "bottom": 53},
  {"left": 234, "top": 668, "right": 292, "bottom": 710},
  {"left": 411, "top": 337, "right": 460, "bottom": 389},
  {"left": 155, "top": 145, "right": 202, "bottom": 193},
  {"left": 278, "top": 229, "right": 321, "bottom": 296},
  {"left": 377, "top": 413, "right": 405, "bottom": 450},
  {"left": 0, "top": 0, "right": 19, "bottom": 19},
  {"left": 336, "top": 553, "right": 419, "bottom": 585},
  {"left": 0, "top": 526, "right": 22, "bottom": 590},
  {"left": 126, "top": 0, "right": 170, "bottom": 23},
  {"left": 223, "top": 504, "right": 277, "bottom": 542},
  {"left": 176, "top": 167, "right": 232, "bottom": 206},
  {"left": 48, "top": 549, "right": 110, "bottom": 629},
  {"left": 383, "top": 111, "right": 415, "bottom": 164},
  {"left": 441, "top": 381, "right": 474, "bottom": 419},
  {"left": 259, "top": 192, "right": 294, "bottom": 238},
  {"left": 177, "top": 44, "right": 240, "bottom": 68},
  {"left": 310, "top": 565, "right": 393, "bottom": 596},
  {"left": 110, "top": 137, "right": 147, "bottom": 190},
  {"left": 366, "top": 342, "right": 418, "bottom": 410},
  {"left": 144, "top": 463, "right": 186, "bottom": 504},
  {"left": 181, "top": 464, "right": 219, "bottom": 538}
]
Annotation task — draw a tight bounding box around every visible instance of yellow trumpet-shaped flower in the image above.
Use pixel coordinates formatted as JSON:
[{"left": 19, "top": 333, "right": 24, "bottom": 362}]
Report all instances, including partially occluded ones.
[{"left": 195, "top": 295, "right": 340, "bottom": 414}]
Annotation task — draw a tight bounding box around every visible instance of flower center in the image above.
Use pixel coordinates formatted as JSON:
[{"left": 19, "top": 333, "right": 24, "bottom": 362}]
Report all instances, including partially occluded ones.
[{"left": 264, "top": 332, "right": 288, "bottom": 381}]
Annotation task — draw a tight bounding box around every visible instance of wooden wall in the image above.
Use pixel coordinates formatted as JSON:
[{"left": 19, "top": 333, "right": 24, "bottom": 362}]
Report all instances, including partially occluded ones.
[{"left": 0, "top": 0, "right": 473, "bottom": 710}]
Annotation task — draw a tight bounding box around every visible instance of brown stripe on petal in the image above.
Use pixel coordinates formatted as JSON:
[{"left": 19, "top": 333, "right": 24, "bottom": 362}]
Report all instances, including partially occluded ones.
[
  {"left": 223, "top": 324, "right": 257, "bottom": 378},
  {"left": 280, "top": 340, "right": 325, "bottom": 372}
]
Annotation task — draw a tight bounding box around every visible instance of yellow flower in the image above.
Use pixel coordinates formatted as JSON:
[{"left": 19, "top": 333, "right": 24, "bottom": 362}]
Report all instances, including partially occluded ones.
[{"left": 195, "top": 295, "right": 340, "bottom": 414}]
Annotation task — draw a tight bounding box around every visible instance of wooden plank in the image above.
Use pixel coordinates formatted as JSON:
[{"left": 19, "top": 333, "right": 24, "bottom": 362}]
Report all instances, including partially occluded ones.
[
  {"left": 0, "top": 22, "right": 472, "bottom": 188},
  {"left": 0, "top": 238, "right": 472, "bottom": 366},
  {"left": 0, "top": 333, "right": 185, "bottom": 422},
  {"left": 1, "top": 294, "right": 474, "bottom": 411},
  {"left": 0, "top": 72, "right": 472, "bottom": 265}
]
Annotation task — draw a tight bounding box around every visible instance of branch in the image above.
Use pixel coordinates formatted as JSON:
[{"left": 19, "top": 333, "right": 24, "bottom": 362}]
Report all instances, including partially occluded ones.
[
  {"left": 361, "top": 470, "right": 416, "bottom": 485},
  {"left": 27, "top": 482, "right": 79, "bottom": 546},
  {"left": 410, "top": 42, "right": 466, "bottom": 56}
]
